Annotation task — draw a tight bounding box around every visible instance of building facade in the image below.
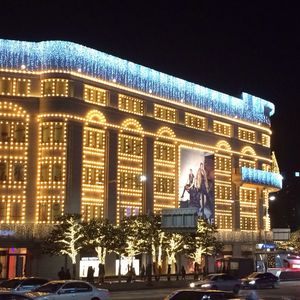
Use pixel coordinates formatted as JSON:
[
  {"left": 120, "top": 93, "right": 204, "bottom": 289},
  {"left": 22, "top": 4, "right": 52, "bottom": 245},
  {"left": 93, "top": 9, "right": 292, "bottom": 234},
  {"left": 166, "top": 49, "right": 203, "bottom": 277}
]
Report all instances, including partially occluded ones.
[{"left": 0, "top": 39, "right": 282, "bottom": 278}]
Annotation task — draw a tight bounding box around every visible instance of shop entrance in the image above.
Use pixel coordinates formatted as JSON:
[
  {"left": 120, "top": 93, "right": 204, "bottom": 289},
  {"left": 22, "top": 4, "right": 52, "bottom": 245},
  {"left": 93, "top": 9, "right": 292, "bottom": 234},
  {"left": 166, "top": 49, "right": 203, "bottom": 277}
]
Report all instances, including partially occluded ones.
[{"left": 0, "top": 248, "right": 27, "bottom": 279}]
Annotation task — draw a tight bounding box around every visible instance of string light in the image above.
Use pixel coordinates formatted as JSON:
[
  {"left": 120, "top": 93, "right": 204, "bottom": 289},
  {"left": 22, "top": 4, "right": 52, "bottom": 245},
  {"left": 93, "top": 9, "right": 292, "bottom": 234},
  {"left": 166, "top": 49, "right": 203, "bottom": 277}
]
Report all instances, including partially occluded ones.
[{"left": 0, "top": 39, "right": 274, "bottom": 125}]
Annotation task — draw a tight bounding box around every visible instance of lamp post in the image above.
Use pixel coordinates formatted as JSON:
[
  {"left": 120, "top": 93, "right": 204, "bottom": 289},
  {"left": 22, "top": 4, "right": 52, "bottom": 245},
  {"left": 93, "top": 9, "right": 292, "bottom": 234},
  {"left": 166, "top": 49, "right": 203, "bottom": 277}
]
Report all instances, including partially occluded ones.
[{"left": 264, "top": 194, "right": 276, "bottom": 271}]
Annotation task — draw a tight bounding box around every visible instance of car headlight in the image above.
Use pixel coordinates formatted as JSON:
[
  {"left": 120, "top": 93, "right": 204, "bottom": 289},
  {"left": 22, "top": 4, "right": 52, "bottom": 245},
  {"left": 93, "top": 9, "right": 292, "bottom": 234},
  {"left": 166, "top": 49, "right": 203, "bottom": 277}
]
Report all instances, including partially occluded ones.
[
  {"left": 249, "top": 280, "right": 256, "bottom": 285},
  {"left": 201, "top": 283, "right": 212, "bottom": 288},
  {"left": 190, "top": 282, "right": 195, "bottom": 288}
]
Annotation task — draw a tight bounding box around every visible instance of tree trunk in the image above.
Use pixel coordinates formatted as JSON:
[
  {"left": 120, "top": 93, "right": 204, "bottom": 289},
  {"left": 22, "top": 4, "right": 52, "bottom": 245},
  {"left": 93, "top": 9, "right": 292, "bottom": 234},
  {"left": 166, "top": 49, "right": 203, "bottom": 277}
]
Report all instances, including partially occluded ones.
[
  {"left": 72, "top": 263, "right": 76, "bottom": 279},
  {"left": 118, "top": 254, "right": 122, "bottom": 283}
]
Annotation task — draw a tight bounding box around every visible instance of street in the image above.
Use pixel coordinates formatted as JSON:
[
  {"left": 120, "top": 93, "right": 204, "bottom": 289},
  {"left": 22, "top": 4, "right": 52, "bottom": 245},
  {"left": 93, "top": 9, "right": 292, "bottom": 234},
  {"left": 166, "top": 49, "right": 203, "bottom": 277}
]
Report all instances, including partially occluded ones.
[{"left": 110, "top": 281, "right": 300, "bottom": 299}]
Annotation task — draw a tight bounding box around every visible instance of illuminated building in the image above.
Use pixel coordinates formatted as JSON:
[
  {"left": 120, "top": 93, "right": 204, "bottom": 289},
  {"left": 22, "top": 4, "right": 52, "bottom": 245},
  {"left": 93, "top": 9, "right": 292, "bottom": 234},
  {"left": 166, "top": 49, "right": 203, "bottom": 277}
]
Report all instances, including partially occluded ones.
[{"left": 0, "top": 39, "right": 282, "bottom": 278}]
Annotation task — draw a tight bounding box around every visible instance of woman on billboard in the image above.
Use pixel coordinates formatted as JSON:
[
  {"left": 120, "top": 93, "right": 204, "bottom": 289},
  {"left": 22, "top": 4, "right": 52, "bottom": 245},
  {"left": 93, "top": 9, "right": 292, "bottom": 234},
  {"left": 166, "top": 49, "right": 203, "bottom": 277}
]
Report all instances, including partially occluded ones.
[{"left": 195, "top": 162, "right": 209, "bottom": 217}]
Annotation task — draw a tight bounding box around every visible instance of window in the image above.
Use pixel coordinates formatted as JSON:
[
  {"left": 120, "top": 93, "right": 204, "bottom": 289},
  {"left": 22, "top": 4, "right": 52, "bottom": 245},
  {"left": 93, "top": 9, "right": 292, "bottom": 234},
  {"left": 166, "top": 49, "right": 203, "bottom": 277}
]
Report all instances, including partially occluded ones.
[
  {"left": 41, "top": 125, "right": 50, "bottom": 143},
  {"left": 215, "top": 155, "right": 231, "bottom": 171},
  {"left": 40, "top": 164, "right": 49, "bottom": 181},
  {"left": 154, "top": 104, "right": 176, "bottom": 123},
  {"left": 13, "top": 163, "right": 24, "bottom": 181},
  {"left": 238, "top": 127, "right": 256, "bottom": 143},
  {"left": 213, "top": 121, "right": 232, "bottom": 137},
  {"left": 13, "top": 124, "right": 26, "bottom": 142},
  {"left": 84, "top": 85, "right": 107, "bottom": 105},
  {"left": 0, "top": 202, "right": 6, "bottom": 219},
  {"left": 0, "top": 77, "right": 13, "bottom": 94},
  {"left": 10, "top": 202, "right": 22, "bottom": 221},
  {"left": 39, "top": 203, "right": 48, "bottom": 222},
  {"left": 120, "top": 136, "right": 142, "bottom": 156},
  {"left": 120, "top": 172, "right": 142, "bottom": 190},
  {"left": 185, "top": 113, "right": 206, "bottom": 130},
  {"left": 53, "top": 124, "right": 63, "bottom": 143},
  {"left": 155, "top": 177, "right": 175, "bottom": 193},
  {"left": 53, "top": 164, "right": 62, "bottom": 181},
  {"left": 262, "top": 134, "right": 270, "bottom": 147},
  {"left": 52, "top": 203, "right": 61, "bottom": 220},
  {"left": 41, "top": 79, "right": 69, "bottom": 97},
  {"left": 155, "top": 143, "right": 175, "bottom": 162},
  {"left": 215, "top": 184, "right": 231, "bottom": 200},
  {"left": 118, "top": 94, "right": 144, "bottom": 115},
  {"left": 85, "top": 129, "right": 104, "bottom": 149},
  {"left": 0, "top": 162, "right": 8, "bottom": 181},
  {"left": 239, "top": 159, "right": 256, "bottom": 168},
  {"left": 0, "top": 77, "right": 30, "bottom": 96},
  {"left": 0, "top": 123, "right": 10, "bottom": 142}
]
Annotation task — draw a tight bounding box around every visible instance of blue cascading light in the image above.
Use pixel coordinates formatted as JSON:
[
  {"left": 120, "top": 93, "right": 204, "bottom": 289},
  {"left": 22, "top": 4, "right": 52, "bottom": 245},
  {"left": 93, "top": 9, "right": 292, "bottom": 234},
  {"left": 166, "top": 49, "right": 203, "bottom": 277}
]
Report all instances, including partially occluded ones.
[
  {"left": 0, "top": 39, "right": 275, "bottom": 125},
  {"left": 241, "top": 167, "right": 282, "bottom": 189}
]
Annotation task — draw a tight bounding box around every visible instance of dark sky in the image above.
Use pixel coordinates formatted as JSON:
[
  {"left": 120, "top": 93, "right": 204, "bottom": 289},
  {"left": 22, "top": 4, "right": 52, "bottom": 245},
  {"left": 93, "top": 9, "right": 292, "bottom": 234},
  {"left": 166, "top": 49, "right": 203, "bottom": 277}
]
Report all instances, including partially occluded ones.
[{"left": 0, "top": 1, "right": 299, "bottom": 173}]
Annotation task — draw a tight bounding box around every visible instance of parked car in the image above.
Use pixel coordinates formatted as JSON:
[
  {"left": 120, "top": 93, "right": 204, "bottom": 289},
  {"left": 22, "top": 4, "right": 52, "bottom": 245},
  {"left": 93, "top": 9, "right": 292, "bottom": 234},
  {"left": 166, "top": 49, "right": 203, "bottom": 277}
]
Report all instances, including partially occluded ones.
[
  {"left": 189, "top": 273, "right": 241, "bottom": 295},
  {"left": 0, "top": 291, "right": 33, "bottom": 299},
  {"left": 21, "top": 280, "right": 110, "bottom": 300},
  {"left": 241, "top": 272, "right": 280, "bottom": 289},
  {"left": 164, "top": 289, "right": 237, "bottom": 300},
  {"left": 0, "top": 278, "right": 49, "bottom": 293}
]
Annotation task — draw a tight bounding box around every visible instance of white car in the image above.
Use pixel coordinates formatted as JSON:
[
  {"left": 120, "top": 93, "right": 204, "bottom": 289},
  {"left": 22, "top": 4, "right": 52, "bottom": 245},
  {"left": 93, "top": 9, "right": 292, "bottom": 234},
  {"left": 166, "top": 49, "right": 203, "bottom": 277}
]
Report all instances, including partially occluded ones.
[{"left": 19, "top": 280, "right": 110, "bottom": 300}]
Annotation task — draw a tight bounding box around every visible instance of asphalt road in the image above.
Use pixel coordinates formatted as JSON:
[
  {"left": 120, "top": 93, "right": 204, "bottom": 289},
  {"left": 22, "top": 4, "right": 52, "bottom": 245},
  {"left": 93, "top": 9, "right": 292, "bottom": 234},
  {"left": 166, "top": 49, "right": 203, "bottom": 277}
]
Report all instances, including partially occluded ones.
[{"left": 110, "top": 281, "right": 300, "bottom": 300}]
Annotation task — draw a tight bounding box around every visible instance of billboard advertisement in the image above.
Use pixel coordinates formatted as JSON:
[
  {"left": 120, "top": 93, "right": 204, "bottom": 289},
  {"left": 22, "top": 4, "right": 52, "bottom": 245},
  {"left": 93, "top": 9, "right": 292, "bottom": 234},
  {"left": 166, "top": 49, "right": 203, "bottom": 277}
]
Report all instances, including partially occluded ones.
[{"left": 179, "top": 147, "right": 214, "bottom": 223}]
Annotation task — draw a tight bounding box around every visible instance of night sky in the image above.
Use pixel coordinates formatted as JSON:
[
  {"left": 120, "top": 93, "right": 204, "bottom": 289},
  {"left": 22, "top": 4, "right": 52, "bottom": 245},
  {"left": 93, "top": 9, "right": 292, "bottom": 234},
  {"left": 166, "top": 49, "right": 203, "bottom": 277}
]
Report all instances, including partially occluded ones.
[{"left": 1, "top": 1, "right": 299, "bottom": 228}]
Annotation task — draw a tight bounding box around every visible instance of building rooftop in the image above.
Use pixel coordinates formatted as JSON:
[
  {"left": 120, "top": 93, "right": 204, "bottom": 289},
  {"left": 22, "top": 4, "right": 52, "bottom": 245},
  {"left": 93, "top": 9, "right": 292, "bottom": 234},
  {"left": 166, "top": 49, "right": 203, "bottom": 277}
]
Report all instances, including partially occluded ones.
[{"left": 0, "top": 39, "right": 275, "bottom": 125}]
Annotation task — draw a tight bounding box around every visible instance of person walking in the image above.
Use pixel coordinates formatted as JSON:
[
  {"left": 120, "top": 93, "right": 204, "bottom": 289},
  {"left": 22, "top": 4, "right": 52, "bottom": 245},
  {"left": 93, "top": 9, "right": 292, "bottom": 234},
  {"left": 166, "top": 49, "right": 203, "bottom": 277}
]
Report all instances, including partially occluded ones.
[
  {"left": 65, "top": 269, "right": 71, "bottom": 279},
  {"left": 181, "top": 266, "right": 186, "bottom": 280},
  {"left": 57, "top": 267, "right": 65, "bottom": 280}
]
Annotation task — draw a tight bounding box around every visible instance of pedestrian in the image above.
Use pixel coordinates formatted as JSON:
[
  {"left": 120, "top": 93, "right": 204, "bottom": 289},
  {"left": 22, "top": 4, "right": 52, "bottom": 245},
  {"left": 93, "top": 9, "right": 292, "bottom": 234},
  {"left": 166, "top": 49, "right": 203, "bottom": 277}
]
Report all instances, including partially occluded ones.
[
  {"left": 131, "top": 267, "right": 136, "bottom": 282},
  {"left": 126, "top": 267, "right": 132, "bottom": 283},
  {"left": 87, "top": 266, "right": 95, "bottom": 284},
  {"left": 98, "top": 263, "right": 105, "bottom": 284},
  {"left": 57, "top": 266, "right": 65, "bottom": 280},
  {"left": 167, "top": 264, "right": 171, "bottom": 281},
  {"left": 140, "top": 264, "right": 145, "bottom": 281},
  {"left": 65, "top": 269, "right": 71, "bottom": 279},
  {"left": 181, "top": 266, "right": 186, "bottom": 280}
]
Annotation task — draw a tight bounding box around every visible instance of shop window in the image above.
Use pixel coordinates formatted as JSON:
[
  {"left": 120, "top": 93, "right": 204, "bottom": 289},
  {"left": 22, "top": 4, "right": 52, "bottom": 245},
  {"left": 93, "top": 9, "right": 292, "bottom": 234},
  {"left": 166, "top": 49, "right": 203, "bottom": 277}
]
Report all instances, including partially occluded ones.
[
  {"left": 13, "top": 124, "right": 26, "bottom": 143},
  {"left": 40, "top": 164, "right": 49, "bottom": 182},
  {"left": 53, "top": 164, "right": 62, "bottom": 181},
  {"left": 39, "top": 203, "right": 48, "bottom": 222},
  {"left": 0, "top": 162, "right": 8, "bottom": 181},
  {"left": 53, "top": 124, "right": 63, "bottom": 143},
  {"left": 13, "top": 163, "right": 24, "bottom": 182},
  {"left": 0, "top": 123, "right": 10, "bottom": 142},
  {"left": 41, "top": 125, "right": 50, "bottom": 143}
]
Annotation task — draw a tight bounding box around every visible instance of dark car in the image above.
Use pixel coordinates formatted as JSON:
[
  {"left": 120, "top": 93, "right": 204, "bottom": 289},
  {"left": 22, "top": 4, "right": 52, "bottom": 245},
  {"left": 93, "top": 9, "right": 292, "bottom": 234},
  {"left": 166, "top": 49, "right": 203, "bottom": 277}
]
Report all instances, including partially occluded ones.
[
  {"left": 190, "top": 273, "right": 241, "bottom": 295},
  {"left": 164, "top": 289, "right": 237, "bottom": 300},
  {"left": 0, "top": 291, "right": 33, "bottom": 299},
  {"left": 241, "top": 272, "right": 279, "bottom": 289},
  {"left": 0, "top": 278, "right": 49, "bottom": 293}
]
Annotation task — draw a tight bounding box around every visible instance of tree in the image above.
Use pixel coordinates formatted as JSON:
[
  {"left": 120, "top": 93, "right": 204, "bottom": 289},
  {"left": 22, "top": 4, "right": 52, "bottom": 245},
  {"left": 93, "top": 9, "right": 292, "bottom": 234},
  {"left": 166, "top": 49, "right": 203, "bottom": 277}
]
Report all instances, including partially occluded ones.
[
  {"left": 42, "top": 214, "right": 84, "bottom": 279},
  {"left": 185, "top": 218, "right": 223, "bottom": 276},
  {"left": 165, "top": 232, "right": 185, "bottom": 279},
  {"left": 82, "top": 218, "right": 114, "bottom": 282},
  {"left": 276, "top": 229, "right": 300, "bottom": 252},
  {"left": 111, "top": 224, "right": 127, "bottom": 282}
]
